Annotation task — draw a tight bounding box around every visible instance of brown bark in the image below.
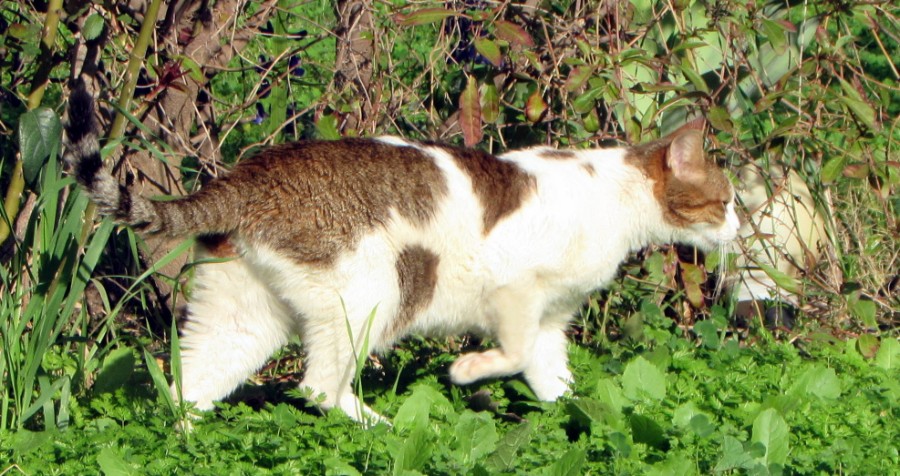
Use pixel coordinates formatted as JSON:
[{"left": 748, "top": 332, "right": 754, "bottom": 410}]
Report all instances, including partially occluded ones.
[{"left": 333, "top": 0, "right": 377, "bottom": 134}]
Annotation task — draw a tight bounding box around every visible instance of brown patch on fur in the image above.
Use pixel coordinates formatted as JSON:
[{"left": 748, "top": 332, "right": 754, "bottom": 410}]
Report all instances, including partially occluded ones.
[
  {"left": 197, "top": 233, "right": 239, "bottom": 258},
  {"left": 160, "top": 139, "right": 448, "bottom": 265},
  {"left": 581, "top": 163, "right": 597, "bottom": 176},
  {"left": 427, "top": 143, "right": 536, "bottom": 234},
  {"left": 625, "top": 124, "right": 733, "bottom": 228},
  {"left": 391, "top": 245, "right": 440, "bottom": 340},
  {"left": 537, "top": 149, "right": 577, "bottom": 160}
]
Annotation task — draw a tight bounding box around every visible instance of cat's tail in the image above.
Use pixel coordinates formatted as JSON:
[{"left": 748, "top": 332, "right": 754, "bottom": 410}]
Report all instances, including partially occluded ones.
[{"left": 63, "top": 82, "right": 238, "bottom": 238}]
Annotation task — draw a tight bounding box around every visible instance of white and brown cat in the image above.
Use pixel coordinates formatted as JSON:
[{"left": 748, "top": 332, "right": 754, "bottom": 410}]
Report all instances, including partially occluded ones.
[{"left": 64, "top": 85, "right": 739, "bottom": 423}]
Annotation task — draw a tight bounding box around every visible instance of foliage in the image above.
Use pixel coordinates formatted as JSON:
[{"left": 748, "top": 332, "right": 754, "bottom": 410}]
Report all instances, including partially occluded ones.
[
  {"left": 0, "top": 334, "right": 897, "bottom": 474},
  {"left": 0, "top": 0, "right": 897, "bottom": 473}
]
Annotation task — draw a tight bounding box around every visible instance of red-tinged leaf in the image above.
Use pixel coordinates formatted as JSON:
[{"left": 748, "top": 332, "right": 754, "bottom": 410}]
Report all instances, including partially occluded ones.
[
  {"left": 842, "top": 163, "right": 869, "bottom": 179},
  {"left": 480, "top": 83, "right": 500, "bottom": 123},
  {"left": 778, "top": 20, "right": 798, "bottom": 32},
  {"left": 474, "top": 38, "right": 503, "bottom": 66},
  {"left": 680, "top": 262, "right": 706, "bottom": 308},
  {"left": 494, "top": 20, "right": 534, "bottom": 48},
  {"left": 525, "top": 90, "right": 547, "bottom": 123},
  {"left": 396, "top": 8, "right": 457, "bottom": 27},
  {"left": 566, "top": 66, "right": 593, "bottom": 92},
  {"left": 459, "top": 76, "right": 482, "bottom": 146}
]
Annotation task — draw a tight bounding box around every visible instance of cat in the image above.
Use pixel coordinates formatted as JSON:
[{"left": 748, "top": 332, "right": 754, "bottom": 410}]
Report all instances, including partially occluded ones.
[
  {"left": 64, "top": 84, "right": 739, "bottom": 424},
  {"left": 731, "top": 163, "right": 826, "bottom": 327}
]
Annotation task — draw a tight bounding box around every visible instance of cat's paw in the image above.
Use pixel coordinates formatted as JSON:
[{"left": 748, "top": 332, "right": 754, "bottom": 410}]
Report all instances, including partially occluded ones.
[
  {"left": 449, "top": 350, "right": 506, "bottom": 385},
  {"left": 529, "top": 376, "right": 571, "bottom": 402}
]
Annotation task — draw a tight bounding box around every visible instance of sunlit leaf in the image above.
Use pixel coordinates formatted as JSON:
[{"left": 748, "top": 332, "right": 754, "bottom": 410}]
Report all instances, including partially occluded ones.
[
  {"left": 396, "top": 8, "right": 457, "bottom": 26},
  {"left": 623, "top": 356, "right": 666, "bottom": 401},
  {"left": 547, "top": 448, "right": 585, "bottom": 476},
  {"left": 18, "top": 107, "right": 62, "bottom": 187},
  {"left": 681, "top": 262, "right": 706, "bottom": 308},
  {"left": 751, "top": 409, "right": 789, "bottom": 466},
  {"left": 459, "top": 75, "right": 482, "bottom": 146},
  {"left": 757, "top": 263, "right": 800, "bottom": 294},
  {"left": 875, "top": 338, "right": 900, "bottom": 371},
  {"left": 525, "top": 89, "right": 547, "bottom": 123},
  {"left": 566, "top": 66, "right": 593, "bottom": 92},
  {"left": 474, "top": 38, "right": 503, "bottom": 67},
  {"left": 83, "top": 14, "right": 106, "bottom": 41},
  {"left": 494, "top": 20, "right": 534, "bottom": 47},
  {"left": 486, "top": 422, "right": 532, "bottom": 472},
  {"left": 821, "top": 155, "right": 847, "bottom": 184},
  {"left": 480, "top": 83, "right": 500, "bottom": 123}
]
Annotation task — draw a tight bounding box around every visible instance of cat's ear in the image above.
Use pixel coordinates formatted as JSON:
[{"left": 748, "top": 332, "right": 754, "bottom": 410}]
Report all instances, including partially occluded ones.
[{"left": 667, "top": 121, "right": 706, "bottom": 183}]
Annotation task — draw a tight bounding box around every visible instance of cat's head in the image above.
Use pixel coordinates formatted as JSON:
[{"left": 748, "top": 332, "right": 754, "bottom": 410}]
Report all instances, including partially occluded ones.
[{"left": 628, "top": 120, "right": 740, "bottom": 251}]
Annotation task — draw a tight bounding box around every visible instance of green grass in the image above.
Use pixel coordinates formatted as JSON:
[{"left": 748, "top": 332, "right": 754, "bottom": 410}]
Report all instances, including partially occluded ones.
[{"left": 1, "top": 332, "right": 896, "bottom": 474}]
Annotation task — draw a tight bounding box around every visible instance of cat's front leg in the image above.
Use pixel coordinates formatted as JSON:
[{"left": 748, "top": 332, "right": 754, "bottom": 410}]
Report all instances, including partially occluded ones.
[
  {"left": 449, "top": 285, "right": 542, "bottom": 385},
  {"left": 523, "top": 322, "right": 572, "bottom": 401}
]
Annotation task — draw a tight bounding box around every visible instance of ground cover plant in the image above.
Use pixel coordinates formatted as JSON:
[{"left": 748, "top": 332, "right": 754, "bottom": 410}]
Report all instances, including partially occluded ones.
[{"left": 1, "top": 0, "right": 898, "bottom": 474}]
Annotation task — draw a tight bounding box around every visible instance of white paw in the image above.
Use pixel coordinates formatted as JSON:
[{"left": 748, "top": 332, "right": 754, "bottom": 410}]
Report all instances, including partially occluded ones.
[
  {"left": 530, "top": 376, "right": 571, "bottom": 402},
  {"left": 336, "top": 393, "right": 389, "bottom": 427},
  {"left": 449, "top": 350, "right": 504, "bottom": 385}
]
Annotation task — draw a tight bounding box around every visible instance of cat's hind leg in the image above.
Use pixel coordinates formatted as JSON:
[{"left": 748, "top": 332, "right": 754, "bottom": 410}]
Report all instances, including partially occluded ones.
[
  {"left": 176, "top": 256, "right": 294, "bottom": 411},
  {"left": 286, "top": 266, "right": 398, "bottom": 425}
]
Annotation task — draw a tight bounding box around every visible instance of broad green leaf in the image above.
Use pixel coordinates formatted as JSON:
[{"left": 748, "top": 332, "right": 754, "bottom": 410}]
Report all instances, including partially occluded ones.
[
  {"left": 494, "top": 20, "right": 534, "bottom": 47},
  {"left": 324, "top": 457, "right": 363, "bottom": 476},
  {"left": 694, "top": 320, "right": 720, "bottom": 349},
  {"left": 874, "top": 338, "right": 899, "bottom": 371},
  {"left": 454, "top": 411, "right": 498, "bottom": 463},
  {"left": 786, "top": 365, "right": 841, "bottom": 400},
  {"left": 525, "top": 89, "right": 547, "bottom": 123},
  {"left": 391, "top": 425, "right": 433, "bottom": 474},
  {"left": 751, "top": 409, "right": 789, "bottom": 466},
  {"left": 480, "top": 83, "right": 500, "bottom": 123},
  {"left": 622, "top": 356, "right": 666, "bottom": 401},
  {"left": 838, "top": 79, "right": 878, "bottom": 130},
  {"left": 857, "top": 334, "right": 879, "bottom": 359},
  {"left": 97, "top": 446, "right": 137, "bottom": 476},
  {"left": 566, "top": 66, "right": 593, "bottom": 92},
  {"left": 757, "top": 263, "right": 800, "bottom": 294},
  {"left": 394, "top": 384, "right": 449, "bottom": 431},
  {"left": 760, "top": 19, "right": 788, "bottom": 54},
  {"left": 546, "top": 448, "right": 585, "bottom": 476},
  {"left": 715, "top": 436, "right": 755, "bottom": 471},
  {"left": 594, "top": 379, "right": 627, "bottom": 413},
  {"left": 849, "top": 296, "right": 877, "bottom": 329},
  {"left": 474, "top": 38, "right": 502, "bottom": 67},
  {"left": 397, "top": 8, "right": 456, "bottom": 27},
  {"left": 10, "top": 430, "right": 52, "bottom": 454},
  {"left": 315, "top": 114, "right": 341, "bottom": 140},
  {"left": 707, "top": 106, "right": 734, "bottom": 133},
  {"left": 679, "top": 60, "right": 709, "bottom": 94},
  {"left": 630, "top": 414, "right": 668, "bottom": 450},
  {"left": 93, "top": 346, "right": 136, "bottom": 394},
  {"left": 18, "top": 107, "right": 62, "bottom": 186},
  {"left": 83, "top": 13, "right": 106, "bottom": 41},
  {"left": 583, "top": 109, "right": 600, "bottom": 133},
  {"left": 459, "top": 76, "right": 482, "bottom": 146},
  {"left": 821, "top": 155, "right": 847, "bottom": 184},
  {"left": 486, "top": 421, "right": 532, "bottom": 472}
]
